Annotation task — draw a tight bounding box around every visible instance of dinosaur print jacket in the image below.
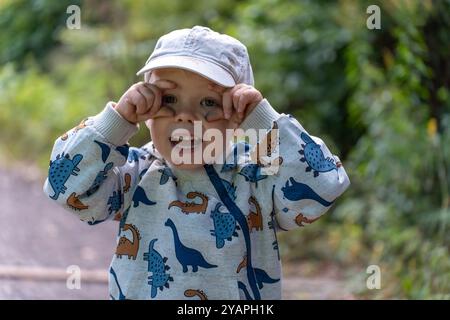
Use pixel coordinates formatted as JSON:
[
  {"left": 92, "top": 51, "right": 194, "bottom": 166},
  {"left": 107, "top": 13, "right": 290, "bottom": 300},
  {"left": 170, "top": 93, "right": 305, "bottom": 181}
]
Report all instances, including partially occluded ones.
[{"left": 43, "top": 99, "right": 350, "bottom": 300}]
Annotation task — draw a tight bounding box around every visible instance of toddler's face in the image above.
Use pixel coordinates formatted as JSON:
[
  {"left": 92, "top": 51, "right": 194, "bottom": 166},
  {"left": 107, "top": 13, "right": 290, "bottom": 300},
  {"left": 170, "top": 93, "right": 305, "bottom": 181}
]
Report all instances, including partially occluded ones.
[{"left": 146, "top": 68, "right": 237, "bottom": 170}]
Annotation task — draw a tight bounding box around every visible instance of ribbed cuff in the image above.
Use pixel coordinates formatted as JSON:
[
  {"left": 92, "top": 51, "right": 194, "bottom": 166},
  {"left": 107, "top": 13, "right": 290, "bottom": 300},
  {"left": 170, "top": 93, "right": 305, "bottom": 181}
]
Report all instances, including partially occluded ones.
[
  {"left": 92, "top": 102, "right": 139, "bottom": 146},
  {"left": 239, "top": 99, "right": 281, "bottom": 131}
]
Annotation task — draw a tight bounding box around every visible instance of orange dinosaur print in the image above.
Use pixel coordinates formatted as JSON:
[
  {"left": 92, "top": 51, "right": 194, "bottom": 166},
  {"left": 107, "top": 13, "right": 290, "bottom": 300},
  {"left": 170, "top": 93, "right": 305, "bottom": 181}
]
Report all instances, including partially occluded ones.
[
  {"left": 184, "top": 289, "right": 208, "bottom": 300},
  {"left": 168, "top": 191, "right": 208, "bottom": 214},
  {"left": 250, "top": 121, "right": 280, "bottom": 165},
  {"left": 66, "top": 192, "right": 88, "bottom": 211},
  {"left": 247, "top": 196, "right": 263, "bottom": 232},
  {"left": 116, "top": 224, "right": 141, "bottom": 260},
  {"left": 123, "top": 173, "right": 131, "bottom": 193},
  {"left": 60, "top": 118, "right": 88, "bottom": 141},
  {"left": 294, "top": 213, "right": 320, "bottom": 227},
  {"left": 236, "top": 255, "right": 247, "bottom": 273},
  {"left": 113, "top": 212, "right": 122, "bottom": 221}
]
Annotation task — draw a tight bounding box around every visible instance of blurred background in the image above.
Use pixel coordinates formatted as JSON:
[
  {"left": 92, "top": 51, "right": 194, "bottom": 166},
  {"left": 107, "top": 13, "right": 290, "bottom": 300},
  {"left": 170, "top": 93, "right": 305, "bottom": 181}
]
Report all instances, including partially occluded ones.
[{"left": 0, "top": 0, "right": 449, "bottom": 299}]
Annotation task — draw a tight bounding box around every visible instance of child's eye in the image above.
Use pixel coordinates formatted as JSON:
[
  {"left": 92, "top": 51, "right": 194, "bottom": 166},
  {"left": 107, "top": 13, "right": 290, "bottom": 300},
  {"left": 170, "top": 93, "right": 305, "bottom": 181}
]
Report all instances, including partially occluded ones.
[
  {"left": 201, "top": 98, "right": 220, "bottom": 108},
  {"left": 162, "top": 95, "right": 177, "bottom": 104}
]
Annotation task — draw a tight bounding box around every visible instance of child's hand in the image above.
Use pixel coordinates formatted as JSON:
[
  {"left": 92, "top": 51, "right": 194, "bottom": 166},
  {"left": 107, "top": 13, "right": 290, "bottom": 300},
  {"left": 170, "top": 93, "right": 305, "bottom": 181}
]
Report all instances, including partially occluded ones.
[
  {"left": 208, "top": 83, "right": 263, "bottom": 122},
  {"left": 115, "top": 80, "right": 177, "bottom": 124}
]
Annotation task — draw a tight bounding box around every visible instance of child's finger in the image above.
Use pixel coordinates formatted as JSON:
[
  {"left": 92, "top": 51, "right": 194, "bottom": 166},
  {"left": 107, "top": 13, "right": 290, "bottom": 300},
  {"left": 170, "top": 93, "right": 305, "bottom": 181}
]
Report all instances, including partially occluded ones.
[
  {"left": 136, "top": 86, "right": 154, "bottom": 114},
  {"left": 142, "top": 84, "right": 163, "bottom": 117},
  {"left": 237, "top": 91, "right": 252, "bottom": 116},
  {"left": 232, "top": 87, "right": 248, "bottom": 118},
  {"left": 129, "top": 89, "right": 148, "bottom": 115},
  {"left": 222, "top": 90, "right": 233, "bottom": 119},
  {"left": 149, "top": 79, "right": 177, "bottom": 90}
]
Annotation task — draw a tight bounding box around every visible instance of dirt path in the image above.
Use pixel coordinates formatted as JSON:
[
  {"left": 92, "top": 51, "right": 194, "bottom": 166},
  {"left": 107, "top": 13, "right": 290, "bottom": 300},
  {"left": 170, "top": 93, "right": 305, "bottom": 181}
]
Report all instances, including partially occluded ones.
[{"left": 0, "top": 163, "right": 353, "bottom": 299}]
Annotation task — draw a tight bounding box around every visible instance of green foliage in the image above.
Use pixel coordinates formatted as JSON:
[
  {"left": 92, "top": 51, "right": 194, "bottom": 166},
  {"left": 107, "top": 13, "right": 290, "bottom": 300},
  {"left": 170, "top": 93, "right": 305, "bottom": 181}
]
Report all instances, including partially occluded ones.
[{"left": 0, "top": 0, "right": 448, "bottom": 298}]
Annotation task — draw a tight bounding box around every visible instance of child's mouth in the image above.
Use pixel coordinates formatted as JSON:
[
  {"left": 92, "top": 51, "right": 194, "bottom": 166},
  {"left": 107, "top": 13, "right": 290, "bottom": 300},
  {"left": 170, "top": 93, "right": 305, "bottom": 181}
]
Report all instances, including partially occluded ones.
[{"left": 169, "top": 135, "right": 203, "bottom": 150}]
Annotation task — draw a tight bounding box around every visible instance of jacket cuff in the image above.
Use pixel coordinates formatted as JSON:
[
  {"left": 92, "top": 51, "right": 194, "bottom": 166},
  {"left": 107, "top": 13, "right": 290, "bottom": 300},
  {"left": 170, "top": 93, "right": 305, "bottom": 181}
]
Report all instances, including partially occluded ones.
[
  {"left": 239, "top": 99, "right": 281, "bottom": 131},
  {"left": 92, "top": 102, "right": 139, "bottom": 146}
]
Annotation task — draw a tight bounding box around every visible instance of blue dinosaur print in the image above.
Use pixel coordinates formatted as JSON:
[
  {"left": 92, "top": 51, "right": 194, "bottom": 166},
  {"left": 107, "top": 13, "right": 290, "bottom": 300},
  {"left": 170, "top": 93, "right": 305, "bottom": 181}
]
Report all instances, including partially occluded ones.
[
  {"left": 127, "top": 148, "right": 146, "bottom": 163},
  {"left": 254, "top": 268, "right": 279, "bottom": 289},
  {"left": 298, "top": 132, "right": 337, "bottom": 177},
  {"left": 132, "top": 186, "right": 156, "bottom": 207},
  {"left": 221, "top": 179, "right": 237, "bottom": 201},
  {"left": 85, "top": 162, "right": 113, "bottom": 197},
  {"left": 221, "top": 143, "right": 250, "bottom": 172},
  {"left": 237, "top": 281, "right": 253, "bottom": 300},
  {"left": 107, "top": 190, "right": 123, "bottom": 215},
  {"left": 238, "top": 164, "right": 267, "bottom": 187},
  {"left": 48, "top": 152, "right": 83, "bottom": 200},
  {"left": 210, "top": 203, "right": 240, "bottom": 249},
  {"left": 143, "top": 239, "right": 174, "bottom": 298},
  {"left": 94, "top": 140, "right": 111, "bottom": 163},
  {"left": 281, "top": 177, "right": 334, "bottom": 207},
  {"left": 158, "top": 166, "right": 177, "bottom": 185},
  {"left": 109, "top": 267, "right": 126, "bottom": 300},
  {"left": 165, "top": 218, "right": 217, "bottom": 273},
  {"left": 115, "top": 144, "right": 129, "bottom": 159},
  {"left": 139, "top": 168, "right": 148, "bottom": 181}
]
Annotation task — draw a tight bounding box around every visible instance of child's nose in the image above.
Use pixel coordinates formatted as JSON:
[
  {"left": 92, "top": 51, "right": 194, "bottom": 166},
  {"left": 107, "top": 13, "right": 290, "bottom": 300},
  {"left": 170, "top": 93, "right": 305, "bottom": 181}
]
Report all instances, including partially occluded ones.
[{"left": 174, "top": 106, "right": 200, "bottom": 123}]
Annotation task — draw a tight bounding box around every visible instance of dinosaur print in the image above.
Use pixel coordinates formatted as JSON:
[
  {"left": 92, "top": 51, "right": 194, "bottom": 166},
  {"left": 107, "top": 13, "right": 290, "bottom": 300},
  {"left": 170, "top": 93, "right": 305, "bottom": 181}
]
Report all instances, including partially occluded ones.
[
  {"left": 123, "top": 173, "right": 131, "bottom": 193},
  {"left": 118, "top": 206, "right": 130, "bottom": 231},
  {"left": 281, "top": 177, "right": 334, "bottom": 207},
  {"left": 210, "top": 202, "right": 240, "bottom": 249},
  {"left": 107, "top": 190, "right": 123, "bottom": 215},
  {"left": 168, "top": 192, "right": 208, "bottom": 214},
  {"left": 85, "top": 162, "right": 113, "bottom": 197},
  {"left": 143, "top": 239, "right": 173, "bottom": 298},
  {"left": 158, "top": 166, "right": 177, "bottom": 185},
  {"left": 127, "top": 148, "right": 146, "bottom": 163},
  {"left": 238, "top": 164, "right": 267, "bottom": 187},
  {"left": 115, "top": 224, "right": 141, "bottom": 260},
  {"left": 113, "top": 211, "right": 122, "bottom": 221},
  {"left": 294, "top": 213, "right": 320, "bottom": 227},
  {"left": 109, "top": 267, "right": 126, "bottom": 300},
  {"left": 132, "top": 186, "right": 156, "bottom": 207},
  {"left": 184, "top": 289, "right": 208, "bottom": 300},
  {"left": 66, "top": 192, "right": 88, "bottom": 211},
  {"left": 247, "top": 196, "right": 263, "bottom": 232},
  {"left": 165, "top": 218, "right": 217, "bottom": 273},
  {"left": 269, "top": 185, "right": 280, "bottom": 260},
  {"left": 139, "top": 168, "right": 148, "bottom": 181},
  {"left": 60, "top": 118, "right": 87, "bottom": 141},
  {"left": 298, "top": 132, "right": 337, "bottom": 177},
  {"left": 115, "top": 144, "right": 129, "bottom": 159},
  {"left": 254, "top": 268, "right": 279, "bottom": 289},
  {"left": 250, "top": 121, "right": 279, "bottom": 165},
  {"left": 60, "top": 118, "right": 88, "bottom": 141},
  {"left": 48, "top": 152, "right": 83, "bottom": 200},
  {"left": 94, "top": 140, "right": 111, "bottom": 163},
  {"left": 236, "top": 255, "right": 247, "bottom": 273},
  {"left": 221, "top": 179, "right": 237, "bottom": 201},
  {"left": 237, "top": 281, "right": 253, "bottom": 300},
  {"left": 222, "top": 142, "right": 251, "bottom": 172}
]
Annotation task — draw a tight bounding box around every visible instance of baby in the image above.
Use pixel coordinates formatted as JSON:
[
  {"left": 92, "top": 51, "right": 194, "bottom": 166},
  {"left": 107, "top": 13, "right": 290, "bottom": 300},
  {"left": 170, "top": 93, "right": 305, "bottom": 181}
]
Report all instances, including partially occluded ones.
[{"left": 43, "top": 26, "right": 350, "bottom": 300}]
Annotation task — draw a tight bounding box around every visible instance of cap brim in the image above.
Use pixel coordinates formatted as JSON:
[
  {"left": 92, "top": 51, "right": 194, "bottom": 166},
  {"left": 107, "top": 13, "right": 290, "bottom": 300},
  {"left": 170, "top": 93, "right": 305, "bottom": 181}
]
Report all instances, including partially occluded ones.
[{"left": 136, "top": 55, "right": 235, "bottom": 87}]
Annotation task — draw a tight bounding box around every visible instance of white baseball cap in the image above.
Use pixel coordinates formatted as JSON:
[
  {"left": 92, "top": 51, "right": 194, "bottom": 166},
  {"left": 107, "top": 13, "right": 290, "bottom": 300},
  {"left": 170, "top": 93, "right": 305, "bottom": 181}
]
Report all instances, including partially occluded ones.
[{"left": 136, "top": 26, "right": 254, "bottom": 87}]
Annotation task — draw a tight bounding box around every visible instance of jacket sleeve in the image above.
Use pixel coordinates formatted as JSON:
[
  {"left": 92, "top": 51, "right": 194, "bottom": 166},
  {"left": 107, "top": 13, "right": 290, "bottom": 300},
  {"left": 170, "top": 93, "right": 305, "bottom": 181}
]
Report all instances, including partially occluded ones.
[
  {"left": 43, "top": 102, "right": 143, "bottom": 225},
  {"left": 241, "top": 99, "right": 350, "bottom": 231}
]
